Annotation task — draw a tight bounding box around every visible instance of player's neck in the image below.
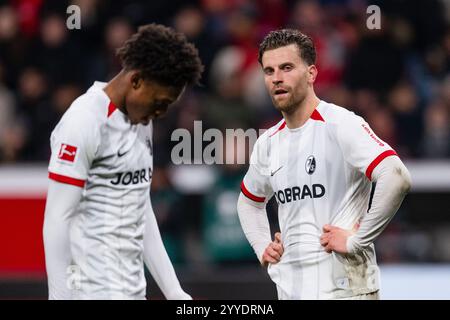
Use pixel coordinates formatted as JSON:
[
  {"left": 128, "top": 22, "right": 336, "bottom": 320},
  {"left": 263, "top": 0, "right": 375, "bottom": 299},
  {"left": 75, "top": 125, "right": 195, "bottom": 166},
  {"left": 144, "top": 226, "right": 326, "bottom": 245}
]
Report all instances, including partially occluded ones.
[
  {"left": 282, "top": 93, "right": 320, "bottom": 129},
  {"left": 104, "top": 71, "right": 128, "bottom": 114}
]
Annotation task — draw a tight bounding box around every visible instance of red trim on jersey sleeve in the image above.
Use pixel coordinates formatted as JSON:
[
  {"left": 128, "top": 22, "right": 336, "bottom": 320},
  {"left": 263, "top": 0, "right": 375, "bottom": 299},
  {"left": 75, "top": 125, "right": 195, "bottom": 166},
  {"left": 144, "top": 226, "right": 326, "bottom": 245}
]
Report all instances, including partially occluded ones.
[
  {"left": 269, "top": 121, "right": 286, "bottom": 137},
  {"left": 241, "top": 181, "right": 266, "bottom": 203},
  {"left": 365, "top": 150, "right": 398, "bottom": 181},
  {"left": 107, "top": 101, "right": 117, "bottom": 118},
  {"left": 49, "top": 172, "right": 86, "bottom": 188},
  {"left": 311, "top": 109, "right": 325, "bottom": 122}
]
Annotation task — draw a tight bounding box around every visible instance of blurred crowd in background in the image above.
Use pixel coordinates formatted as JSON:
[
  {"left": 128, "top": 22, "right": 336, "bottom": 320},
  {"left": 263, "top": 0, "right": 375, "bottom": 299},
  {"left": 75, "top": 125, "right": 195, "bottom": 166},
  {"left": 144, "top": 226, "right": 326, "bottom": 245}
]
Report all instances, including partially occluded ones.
[{"left": 0, "top": 0, "right": 449, "bottom": 267}]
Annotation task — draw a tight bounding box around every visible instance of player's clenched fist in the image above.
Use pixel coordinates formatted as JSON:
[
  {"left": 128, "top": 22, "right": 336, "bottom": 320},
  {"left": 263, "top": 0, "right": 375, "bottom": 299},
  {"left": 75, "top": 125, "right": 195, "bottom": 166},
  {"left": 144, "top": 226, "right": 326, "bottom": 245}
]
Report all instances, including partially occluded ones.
[{"left": 261, "top": 232, "right": 284, "bottom": 267}]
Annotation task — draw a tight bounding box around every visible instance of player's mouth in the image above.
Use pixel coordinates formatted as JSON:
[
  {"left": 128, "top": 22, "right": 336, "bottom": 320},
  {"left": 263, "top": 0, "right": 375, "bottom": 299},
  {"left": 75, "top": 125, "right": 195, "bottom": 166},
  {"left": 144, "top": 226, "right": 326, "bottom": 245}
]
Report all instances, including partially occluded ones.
[{"left": 273, "top": 88, "right": 289, "bottom": 99}]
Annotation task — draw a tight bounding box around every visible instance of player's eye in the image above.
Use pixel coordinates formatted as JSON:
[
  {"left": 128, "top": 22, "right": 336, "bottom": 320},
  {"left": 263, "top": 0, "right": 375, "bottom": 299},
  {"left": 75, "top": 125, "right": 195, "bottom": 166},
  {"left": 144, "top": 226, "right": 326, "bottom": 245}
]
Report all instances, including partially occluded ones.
[{"left": 264, "top": 68, "right": 274, "bottom": 76}]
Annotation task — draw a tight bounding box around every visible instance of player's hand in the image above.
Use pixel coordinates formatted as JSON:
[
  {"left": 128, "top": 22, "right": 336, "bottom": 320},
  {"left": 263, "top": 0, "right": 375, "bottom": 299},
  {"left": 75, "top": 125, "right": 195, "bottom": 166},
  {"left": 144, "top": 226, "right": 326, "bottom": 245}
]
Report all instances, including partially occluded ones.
[
  {"left": 261, "top": 232, "right": 284, "bottom": 267},
  {"left": 320, "top": 224, "right": 354, "bottom": 254}
]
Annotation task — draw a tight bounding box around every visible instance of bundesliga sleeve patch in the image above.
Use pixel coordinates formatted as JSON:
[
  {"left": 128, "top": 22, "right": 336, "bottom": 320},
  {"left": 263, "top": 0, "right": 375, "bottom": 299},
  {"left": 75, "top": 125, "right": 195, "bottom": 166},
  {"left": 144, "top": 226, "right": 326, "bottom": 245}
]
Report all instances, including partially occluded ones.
[{"left": 58, "top": 143, "right": 78, "bottom": 162}]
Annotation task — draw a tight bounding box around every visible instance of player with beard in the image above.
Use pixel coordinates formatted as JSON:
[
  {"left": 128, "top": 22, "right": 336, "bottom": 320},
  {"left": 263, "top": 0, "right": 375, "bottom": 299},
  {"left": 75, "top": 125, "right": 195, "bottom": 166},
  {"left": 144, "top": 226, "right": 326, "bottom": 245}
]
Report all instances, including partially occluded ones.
[{"left": 237, "top": 29, "right": 411, "bottom": 299}]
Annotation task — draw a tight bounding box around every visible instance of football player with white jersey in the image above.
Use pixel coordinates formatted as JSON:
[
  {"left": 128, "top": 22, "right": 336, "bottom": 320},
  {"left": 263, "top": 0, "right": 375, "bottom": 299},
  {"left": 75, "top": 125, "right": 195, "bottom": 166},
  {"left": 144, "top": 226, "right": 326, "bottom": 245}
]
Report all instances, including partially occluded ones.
[
  {"left": 43, "top": 24, "right": 203, "bottom": 299},
  {"left": 237, "top": 29, "right": 411, "bottom": 299}
]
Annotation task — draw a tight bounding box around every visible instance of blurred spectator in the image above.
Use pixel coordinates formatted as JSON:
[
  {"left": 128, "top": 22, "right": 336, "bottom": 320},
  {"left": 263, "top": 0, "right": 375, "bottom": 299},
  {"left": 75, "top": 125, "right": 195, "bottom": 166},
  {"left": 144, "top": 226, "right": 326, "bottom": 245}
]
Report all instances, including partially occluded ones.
[
  {"left": 0, "top": 5, "right": 19, "bottom": 40},
  {"left": 11, "top": 0, "right": 44, "bottom": 38},
  {"left": 388, "top": 81, "right": 422, "bottom": 157},
  {"left": 24, "top": 83, "right": 82, "bottom": 161},
  {"left": 151, "top": 166, "right": 188, "bottom": 263},
  {"left": 290, "top": 0, "right": 347, "bottom": 94},
  {"left": 420, "top": 99, "right": 450, "bottom": 158},
  {"left": 319, "top": 85, "right": 351, "bottom": 109},
  {"left": 0, "top": 4, "right": 29, "bottom": 87},
  {"left": 366, "top": 107, "right": 398, "bottom": 149},
  {"left": 441, "top": 75, "right": 450, "bottom": 107},
  {"left": 344, "top": 24, "right": 405, "bottom": 95},
  {"left": 0, "top": 61, "right": 14, "bottom": 131},
  {"left": 348, "top": 89, "right": 380, "bottom": 116},
  {"left": 16, "top": 66, "right": 48, "bottom": 116},
  {"left": 173, "top": 6, "right": 223, "bottom": 88},
  {"left": 84, "top": 17, "right": 133, "bottom": 85},
  {"left": 0, "top": 121, "right": 27, "bottom": 162},
  {"left": 202, "top": 134, "right": 254, "bottom": 263},
  {"left": 206, "top": 45, "right": 258, "bottom": 129},
  {"left": 0, "top": 61, "right": 22, "bottom": 162},
  {"left": 374, "top": 0, "right": 447, "bottom": 53},
  {"left": 29, "top": 12, "right": 83, "bottom": 85}
]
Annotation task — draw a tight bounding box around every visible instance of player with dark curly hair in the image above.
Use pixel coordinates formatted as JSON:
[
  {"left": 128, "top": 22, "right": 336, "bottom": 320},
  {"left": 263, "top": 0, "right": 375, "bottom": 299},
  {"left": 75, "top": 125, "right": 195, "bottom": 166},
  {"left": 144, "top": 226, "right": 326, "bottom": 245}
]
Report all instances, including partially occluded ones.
[
  {"left": 43, "top": 24, "right": 203, "bottom": 300},
  {"left": 109, "top": 23, "right": 203, "bottom": 125}
]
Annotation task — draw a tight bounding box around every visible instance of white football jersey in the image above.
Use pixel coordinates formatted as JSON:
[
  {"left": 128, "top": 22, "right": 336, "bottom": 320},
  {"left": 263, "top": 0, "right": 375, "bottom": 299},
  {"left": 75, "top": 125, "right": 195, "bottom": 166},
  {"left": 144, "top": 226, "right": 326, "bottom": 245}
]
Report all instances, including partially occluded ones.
[
  {"left": 48, "top": 82, "right": 153, "bottom": 299},
  {"left": 241, "top": 100, "right": 397, "bottom": 299}
]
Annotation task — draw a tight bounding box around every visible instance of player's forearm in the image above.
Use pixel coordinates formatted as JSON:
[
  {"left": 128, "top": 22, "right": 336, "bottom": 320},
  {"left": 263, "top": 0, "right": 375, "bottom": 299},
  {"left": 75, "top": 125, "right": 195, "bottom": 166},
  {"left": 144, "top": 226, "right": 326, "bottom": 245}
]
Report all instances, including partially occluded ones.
[
  {"left": 43, "top": 181, "right": 82, "bottom": 300},
  {"left": 237, "top": 193, "right": 272, "bottom": 263},
  {"left": 347, "top": 156, "right": 411, "bottom": 253},
  {"left": 143, "top": 200, "right": 191, "bottom": 300},
  {"left": 43, "top": 217, "right": 73, "bottom": 299}
]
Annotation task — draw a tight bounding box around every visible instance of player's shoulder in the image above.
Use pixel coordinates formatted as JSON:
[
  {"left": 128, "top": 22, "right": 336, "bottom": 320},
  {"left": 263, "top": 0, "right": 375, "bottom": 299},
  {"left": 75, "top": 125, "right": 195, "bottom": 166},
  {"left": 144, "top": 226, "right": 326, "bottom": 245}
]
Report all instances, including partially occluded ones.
[
  {"left": 58, "top": 82, "right": 111, "bottom": 128},
  {"left": 318, "top": 100, "right": 364, "bottom": 126}
]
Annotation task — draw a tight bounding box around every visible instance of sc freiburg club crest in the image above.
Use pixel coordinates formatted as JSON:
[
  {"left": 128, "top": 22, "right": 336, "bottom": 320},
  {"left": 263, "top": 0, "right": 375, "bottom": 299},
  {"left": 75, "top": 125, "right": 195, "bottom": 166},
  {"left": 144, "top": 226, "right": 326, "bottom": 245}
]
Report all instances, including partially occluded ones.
[{"left": 305, "top": 155, "right": 316, "bottom": 175}]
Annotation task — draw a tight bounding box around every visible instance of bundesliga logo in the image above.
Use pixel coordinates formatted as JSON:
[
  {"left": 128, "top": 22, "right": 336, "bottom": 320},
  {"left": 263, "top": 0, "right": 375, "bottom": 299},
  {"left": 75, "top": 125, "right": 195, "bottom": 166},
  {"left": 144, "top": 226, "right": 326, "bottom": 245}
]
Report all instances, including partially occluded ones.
[{"left": 58, "top": 144, "right": 77, "bottom": 162}]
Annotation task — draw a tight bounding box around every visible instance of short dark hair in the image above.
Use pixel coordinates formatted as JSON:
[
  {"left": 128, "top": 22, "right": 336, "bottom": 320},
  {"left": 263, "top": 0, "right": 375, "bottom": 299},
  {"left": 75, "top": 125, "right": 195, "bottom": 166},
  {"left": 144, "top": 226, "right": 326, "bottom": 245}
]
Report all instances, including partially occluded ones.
[
  {"left": 117, "top": 23, "right": 203, "bottom": 88},
  {"left": 258, "top": 29, "right": 316, "bottom": 66}
]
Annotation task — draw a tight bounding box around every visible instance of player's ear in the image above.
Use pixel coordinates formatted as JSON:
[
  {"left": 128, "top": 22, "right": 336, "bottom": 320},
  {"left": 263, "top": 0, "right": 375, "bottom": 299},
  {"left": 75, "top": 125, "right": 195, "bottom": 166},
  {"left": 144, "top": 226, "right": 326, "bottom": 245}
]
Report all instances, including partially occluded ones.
[
  {"left": 130, "top": 71, "right": 143, "bottom": 90},
  {"left": 308, "top": 65, "right": 318, "bottom": 84}
]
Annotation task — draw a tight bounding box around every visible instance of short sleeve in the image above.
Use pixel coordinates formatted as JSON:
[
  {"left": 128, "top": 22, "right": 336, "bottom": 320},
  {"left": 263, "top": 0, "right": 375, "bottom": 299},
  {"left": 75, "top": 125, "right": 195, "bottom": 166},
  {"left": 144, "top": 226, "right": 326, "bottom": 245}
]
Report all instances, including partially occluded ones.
[
  {"left": 241, "top": 138, "right": 273, "bottom": 203},
  {"left": 337, "top": 112, "right": 397, "bottom": 181},
  {"left": 48, "top": 110, "right": 100, "bottom": 187}
]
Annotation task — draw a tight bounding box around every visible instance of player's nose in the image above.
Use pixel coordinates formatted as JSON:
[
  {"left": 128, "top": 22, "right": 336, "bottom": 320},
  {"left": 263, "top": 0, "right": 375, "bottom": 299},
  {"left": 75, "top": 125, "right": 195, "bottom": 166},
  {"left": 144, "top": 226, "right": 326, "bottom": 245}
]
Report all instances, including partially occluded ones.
[{"left": 271, "top": 69, "right": 283, "bottom": 84}]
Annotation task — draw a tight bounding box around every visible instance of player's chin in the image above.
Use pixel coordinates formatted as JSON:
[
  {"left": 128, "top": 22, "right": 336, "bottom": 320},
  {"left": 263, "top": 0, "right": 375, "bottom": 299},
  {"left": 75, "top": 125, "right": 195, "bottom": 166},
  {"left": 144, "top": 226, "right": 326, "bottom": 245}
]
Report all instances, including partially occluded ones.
[
  {"left": 138, "top": 115, "right": 154, "bottom": 125},
  {"left": 152, "top": 112, "right": 167, "bottom": 120},
  {"left": 273, "top": 102, "right": 290, "bottom": 112}
]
